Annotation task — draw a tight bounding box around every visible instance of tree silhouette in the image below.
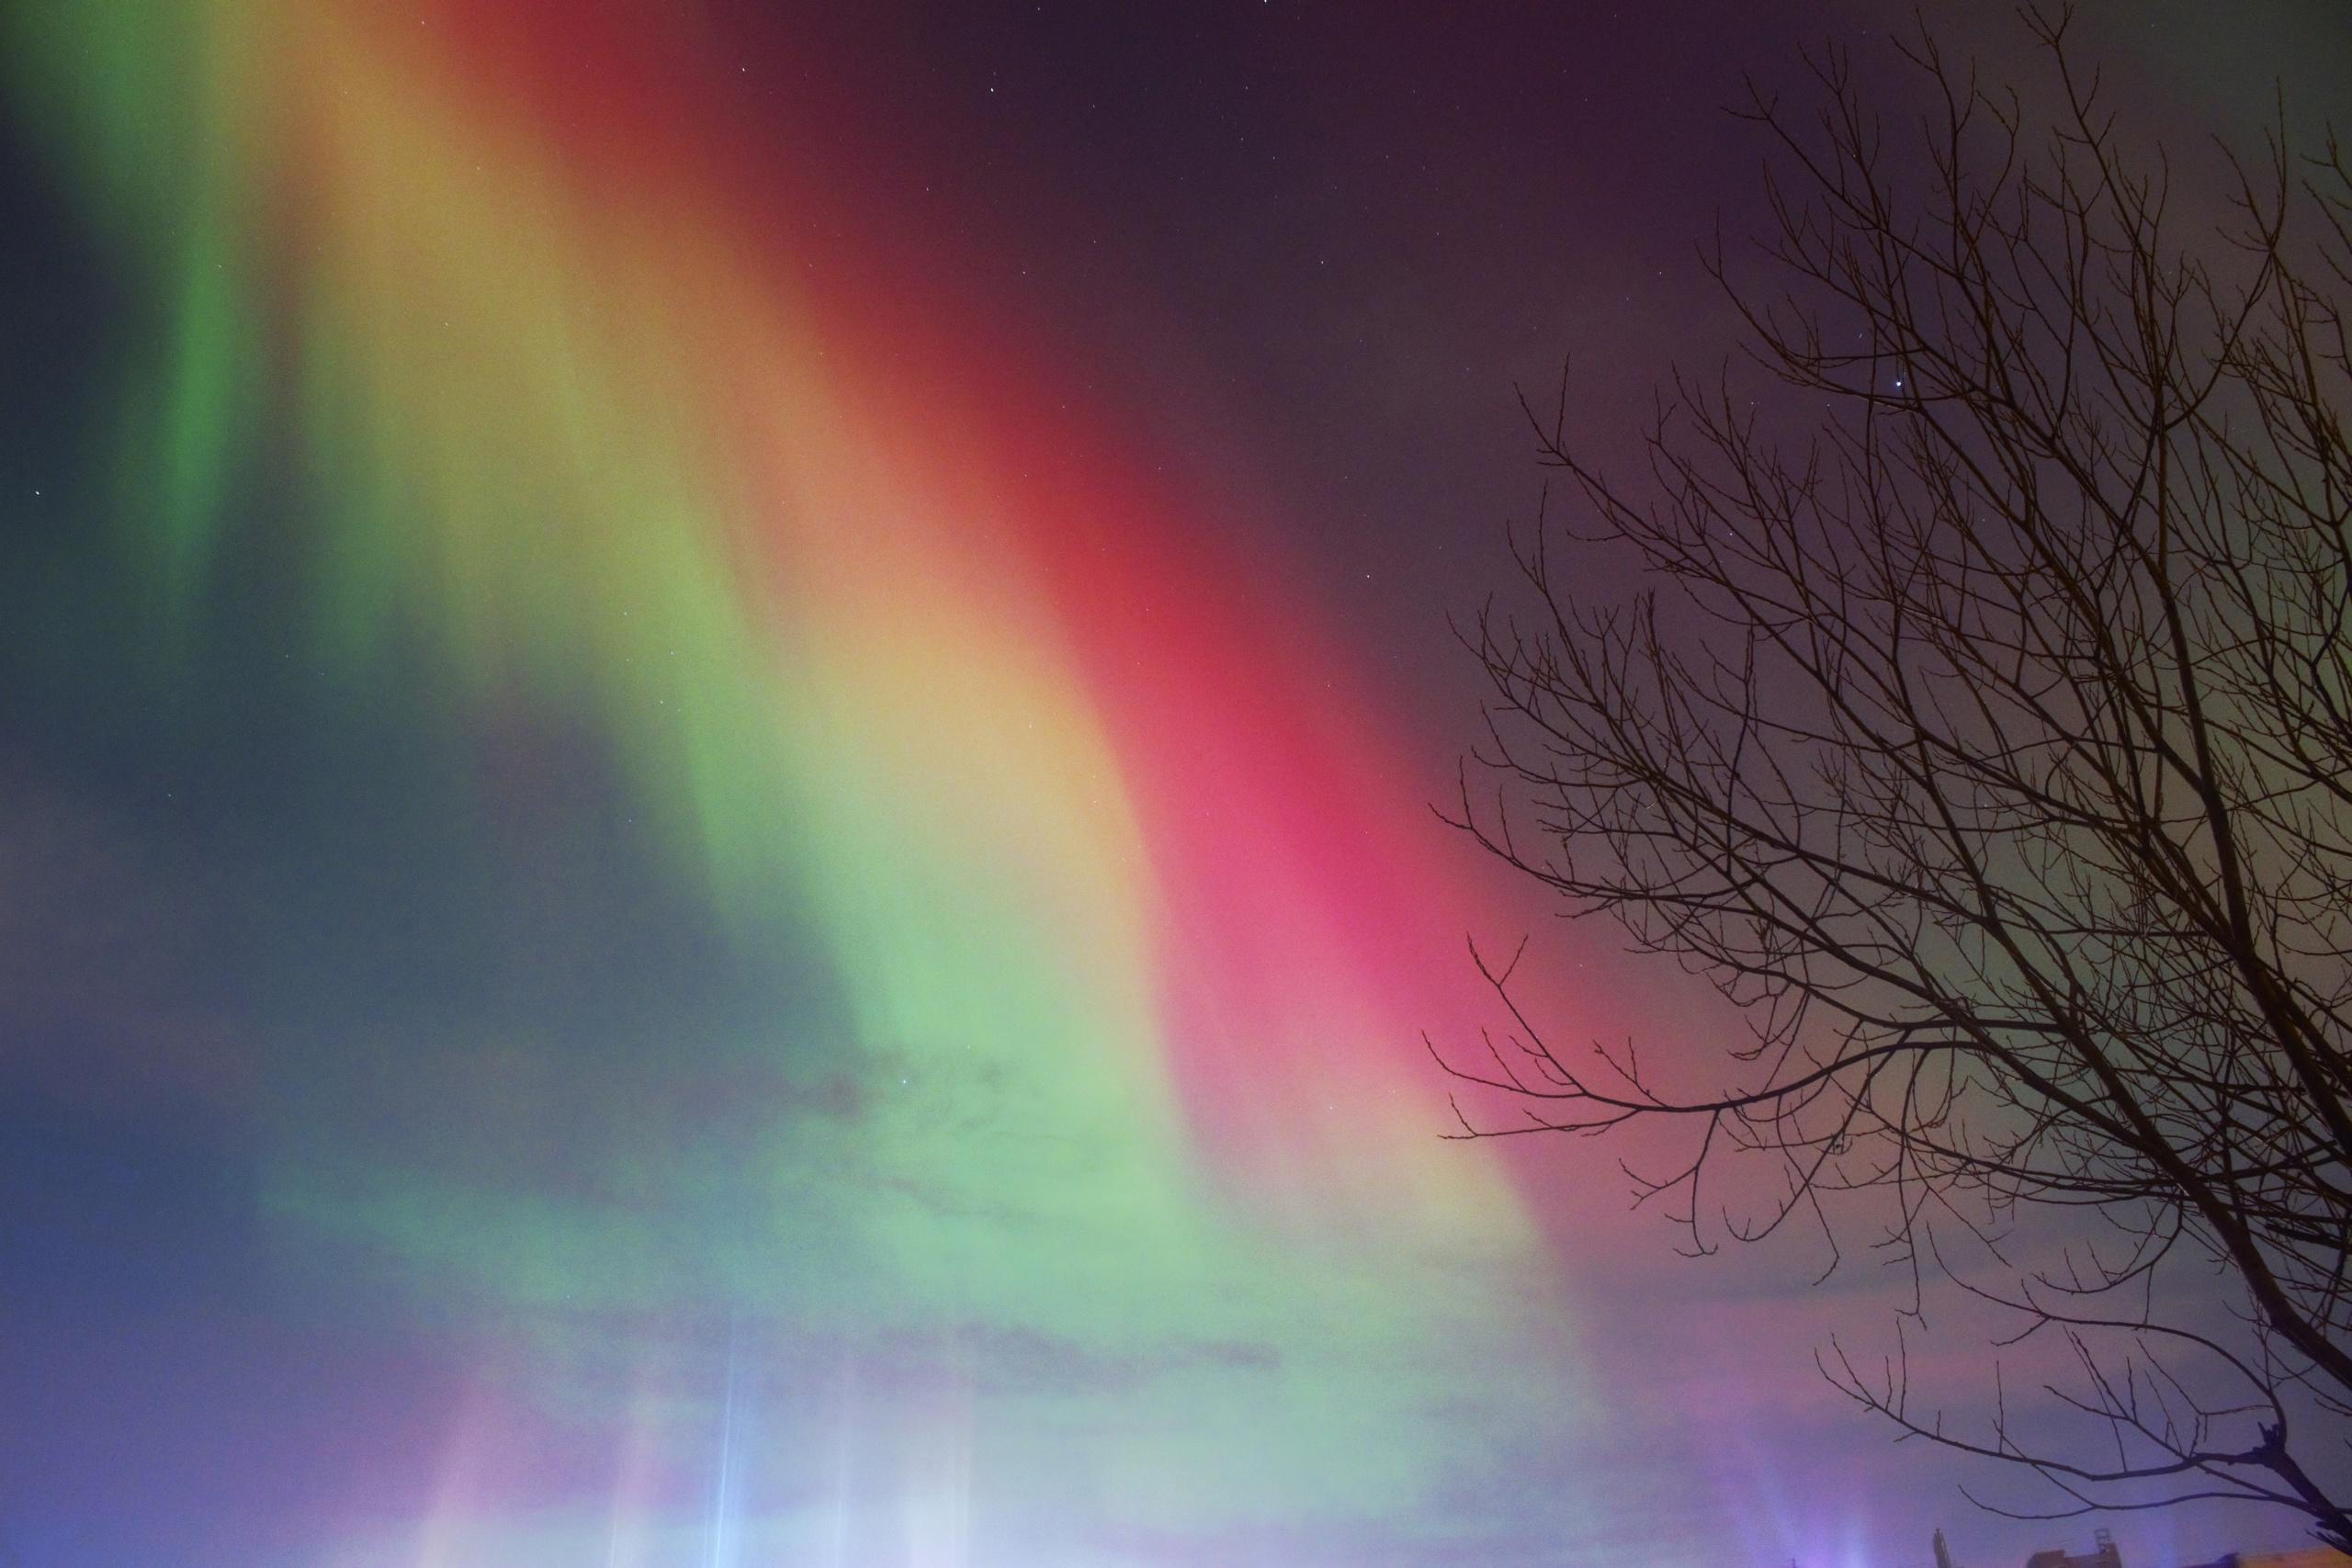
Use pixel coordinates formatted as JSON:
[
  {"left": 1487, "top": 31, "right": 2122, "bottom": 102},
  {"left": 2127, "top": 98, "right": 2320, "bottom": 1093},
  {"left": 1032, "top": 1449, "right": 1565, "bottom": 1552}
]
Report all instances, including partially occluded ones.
[{"left": 1450, "top": 8, "right": 2352, "bottom": 1547}]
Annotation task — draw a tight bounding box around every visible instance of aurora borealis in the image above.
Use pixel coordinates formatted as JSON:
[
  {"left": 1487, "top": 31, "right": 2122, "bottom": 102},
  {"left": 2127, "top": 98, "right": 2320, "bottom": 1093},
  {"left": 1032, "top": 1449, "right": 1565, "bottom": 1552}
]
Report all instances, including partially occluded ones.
[{"left": 2, "top": 4, "right": 2346, "bottom": 1565}]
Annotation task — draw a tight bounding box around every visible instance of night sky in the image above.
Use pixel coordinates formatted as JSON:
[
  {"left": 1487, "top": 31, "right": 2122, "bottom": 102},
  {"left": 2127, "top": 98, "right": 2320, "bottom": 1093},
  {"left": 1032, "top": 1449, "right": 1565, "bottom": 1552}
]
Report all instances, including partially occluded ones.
[{"left": 2, "top": 4, "right": 2347, "bottom": 1566}]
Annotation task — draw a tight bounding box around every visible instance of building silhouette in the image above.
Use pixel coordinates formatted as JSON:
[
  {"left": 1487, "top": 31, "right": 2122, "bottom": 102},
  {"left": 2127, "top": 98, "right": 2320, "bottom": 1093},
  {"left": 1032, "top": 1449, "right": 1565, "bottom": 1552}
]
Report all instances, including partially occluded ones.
[{"left": 2026, "top": 1530, "right": 2125, "bottom": 1568}]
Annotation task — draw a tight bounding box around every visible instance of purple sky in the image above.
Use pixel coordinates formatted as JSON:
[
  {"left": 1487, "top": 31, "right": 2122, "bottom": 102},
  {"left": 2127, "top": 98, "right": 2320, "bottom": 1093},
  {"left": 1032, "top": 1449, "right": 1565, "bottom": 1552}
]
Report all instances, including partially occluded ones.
[{"left": 0, "top": 4, "right": 2346, "bottom": 1565}]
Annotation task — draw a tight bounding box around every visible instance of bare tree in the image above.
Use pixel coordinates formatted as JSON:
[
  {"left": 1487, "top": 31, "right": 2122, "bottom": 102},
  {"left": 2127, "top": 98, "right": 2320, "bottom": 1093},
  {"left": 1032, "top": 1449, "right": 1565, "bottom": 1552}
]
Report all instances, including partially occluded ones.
[{"left": 1448, "top": 8, "right": 2352, "bottom": 1548}]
